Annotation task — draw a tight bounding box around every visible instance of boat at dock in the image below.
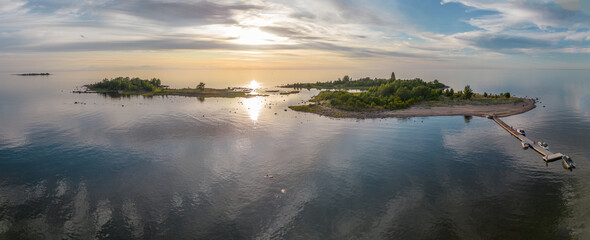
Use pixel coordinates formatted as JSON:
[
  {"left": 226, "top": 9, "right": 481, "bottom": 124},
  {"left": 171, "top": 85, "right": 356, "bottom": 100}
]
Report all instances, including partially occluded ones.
[
  {"left": 492, "top": 116, "right": 574, "bottom": 169},
  {"left": 543, "top": 153, "right": 564, "bottom": 162},
  {"left": 537, "top": 141, "right": 549, "bottom": 149},
  {"left": 562, "top": 155, "right": 575, "bottom": 169}
]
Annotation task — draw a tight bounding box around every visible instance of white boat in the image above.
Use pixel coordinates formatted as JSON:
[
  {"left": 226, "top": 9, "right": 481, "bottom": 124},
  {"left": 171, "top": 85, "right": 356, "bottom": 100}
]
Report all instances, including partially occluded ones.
[
  {"left": 516, "top": 129, "right": 526, "bottom": 136},
  {"left": 562, "top": 155, "right": 575, "bottom": 169},
  {"left": 538, "top": 141, "right": 549, "bottom": 149},
  {"left": 521, "top": 142, "right": 529, "bottom": 149}
]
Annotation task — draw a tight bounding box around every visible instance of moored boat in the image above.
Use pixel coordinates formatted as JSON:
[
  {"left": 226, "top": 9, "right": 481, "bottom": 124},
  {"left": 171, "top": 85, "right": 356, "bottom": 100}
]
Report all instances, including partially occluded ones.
[
  {"left": 538, "top": 141, "right": 549, "bottom": 149},
  {"left": 562, "top": 155, "right": 575, "bottom": 169}
]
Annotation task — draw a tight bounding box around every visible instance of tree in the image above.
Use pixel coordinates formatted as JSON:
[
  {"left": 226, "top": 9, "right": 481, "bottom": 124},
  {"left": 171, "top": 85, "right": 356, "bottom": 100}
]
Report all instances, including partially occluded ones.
[
  {"left": 197, "top": 82, "right": 205, "bottom": 90},
  {"left": 504, "top": 92, "right": 511, "bottom": 98},
  {"left": 394, "top": 87, "right": 411, "bottom": 101},
  {"left": 342, "top": 75, "right": 350, "bottom": 82},
  {"left": 445, "top": 88, "right": 454, "bottom": 97},
  {"left": 412, "top": 86, "right": 430, "bottom": 98},
  {"left": 463, "top": 85, "right": 473, "bottom": 100},
  {"left": 483, "top": 92, "right": 488, "bottom": 97}
]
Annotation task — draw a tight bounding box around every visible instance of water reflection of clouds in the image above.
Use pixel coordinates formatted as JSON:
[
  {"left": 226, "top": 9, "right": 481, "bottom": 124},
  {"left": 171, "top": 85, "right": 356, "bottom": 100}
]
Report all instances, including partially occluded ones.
[
  {"left": 442, "top": 122, "right": 500, "bottom": 157},
  {"left": 359, "top": 188, "right": 426, "bottom": 238}
]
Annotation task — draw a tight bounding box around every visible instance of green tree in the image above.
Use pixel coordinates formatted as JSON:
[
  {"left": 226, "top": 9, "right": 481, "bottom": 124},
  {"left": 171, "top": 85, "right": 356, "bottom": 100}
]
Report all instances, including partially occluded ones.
[
  {"left": 463, "top": 85, "right": 473, "bottom": 100},
  {"left": 395, "top": 87, "right": 411, "bottom": 101},
  {"left": 197, "top": 82, "right": 205, "bottom": 90},
  {"left": 412, "top": 86, "right": 430, "bottom": 98},
  {"left": 504, "top": 92, "right": 511, "bottom": 98},
  {"left": 342, "top": 75, "right": 350, "bottom": 82},
  {"left": 483, "top": 92, "right": 488, "bottom": 97}
]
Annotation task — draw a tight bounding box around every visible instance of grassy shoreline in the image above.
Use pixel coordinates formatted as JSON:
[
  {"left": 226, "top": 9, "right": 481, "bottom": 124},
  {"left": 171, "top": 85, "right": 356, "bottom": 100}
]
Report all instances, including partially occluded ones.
[
  {"left": 284, "top": 75, "right": 533, "bottom": 118},
  {"left": 81, "top": 88, "right": 263, "bottom": 98},
  {"left": 290, "top": 98, "right": 535, "bottom": 119},
  {"left": 81, "top": 77, "right": 264, "bottom": 98}
]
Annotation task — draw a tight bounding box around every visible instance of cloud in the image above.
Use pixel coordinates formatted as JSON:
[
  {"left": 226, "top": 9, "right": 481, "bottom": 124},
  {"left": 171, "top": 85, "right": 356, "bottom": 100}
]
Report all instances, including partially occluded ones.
[
  {"left": 104, "top": 0, "right": 263, "bottom": 26},
  {"left": 1, "top": 0, "right": 417, "bottom": 58},
  {"left": 0, "top": 0, "right": 589, "bottom": 70},
  {"left": 443, "top": 0, "right": 590, "bottom": 31},
  {"left": 259, "top": 26, "right": 324, "bottom": 40},
  {"left": 458, "top": 33, "right": 552, "bottom": 52},
  {"left": 435, "top": 0, "right": 590, "bottom": 56},
  {"left": 564, "top": 30, "right": 590, "bottom": 41},
  {"left": 0, "top": 0, "right": 27, "bottom": 14}
]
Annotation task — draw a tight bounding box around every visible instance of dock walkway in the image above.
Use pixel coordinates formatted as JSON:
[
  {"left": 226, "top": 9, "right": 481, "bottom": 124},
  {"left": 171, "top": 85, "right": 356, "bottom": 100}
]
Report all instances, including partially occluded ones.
[{"left": 492, "top": 116, "right": 563, "bottom": 162}]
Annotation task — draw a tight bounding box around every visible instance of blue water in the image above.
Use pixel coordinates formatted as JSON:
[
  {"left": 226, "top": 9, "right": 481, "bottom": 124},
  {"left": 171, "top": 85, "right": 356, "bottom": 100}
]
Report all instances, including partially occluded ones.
[{"left": 0, "top": 70, "right": 589, "bottom": 239}]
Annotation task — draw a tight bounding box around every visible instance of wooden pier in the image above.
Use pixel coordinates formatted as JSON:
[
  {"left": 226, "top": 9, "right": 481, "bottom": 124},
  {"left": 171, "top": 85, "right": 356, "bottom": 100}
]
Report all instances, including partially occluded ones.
[{"left": 492, "top": 116, "right": 566, "bottom": 162}]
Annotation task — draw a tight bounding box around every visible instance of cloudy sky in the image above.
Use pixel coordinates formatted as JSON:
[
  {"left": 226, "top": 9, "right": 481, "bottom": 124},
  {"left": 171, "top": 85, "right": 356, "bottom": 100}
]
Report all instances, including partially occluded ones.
[{"left": 1, "top": 0, "right": 589, "bottom": 72}]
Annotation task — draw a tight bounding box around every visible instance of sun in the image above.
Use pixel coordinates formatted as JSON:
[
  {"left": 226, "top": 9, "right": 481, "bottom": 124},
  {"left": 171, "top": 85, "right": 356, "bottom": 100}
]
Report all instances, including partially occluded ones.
[
  {"left": 229, "top": 27, "right": 286, "bottom": 45},
  {"left": 248, "top": 80, "right": 261, "bottom": 90}
]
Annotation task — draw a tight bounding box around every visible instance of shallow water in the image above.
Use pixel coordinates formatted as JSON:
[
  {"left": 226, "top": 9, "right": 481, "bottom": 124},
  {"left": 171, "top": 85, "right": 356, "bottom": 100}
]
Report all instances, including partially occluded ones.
[{"left": 0, "top": 70, "right": 589, "bottom": 239}]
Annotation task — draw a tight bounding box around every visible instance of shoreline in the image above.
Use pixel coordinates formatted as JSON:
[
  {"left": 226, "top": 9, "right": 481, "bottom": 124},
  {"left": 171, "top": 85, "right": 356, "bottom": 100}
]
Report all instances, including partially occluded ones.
[
  {"left": 289, "top": 98, "right": 536, "bottom": 119},
  {"left": 76, "top": 88, "right": 265, "bottom": 98}
]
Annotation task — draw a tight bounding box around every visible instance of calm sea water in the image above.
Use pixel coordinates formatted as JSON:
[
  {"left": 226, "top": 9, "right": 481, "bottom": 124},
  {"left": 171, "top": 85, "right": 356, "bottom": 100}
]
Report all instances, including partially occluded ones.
[{"left": 0, "top": 70, "right": 589, "bottom": 239}]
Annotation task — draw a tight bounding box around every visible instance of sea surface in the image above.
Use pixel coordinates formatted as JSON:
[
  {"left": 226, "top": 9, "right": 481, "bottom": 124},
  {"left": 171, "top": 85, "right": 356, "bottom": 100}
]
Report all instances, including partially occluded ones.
[{"left": 0, "top": 69, "right": 589, "bottom": 239}]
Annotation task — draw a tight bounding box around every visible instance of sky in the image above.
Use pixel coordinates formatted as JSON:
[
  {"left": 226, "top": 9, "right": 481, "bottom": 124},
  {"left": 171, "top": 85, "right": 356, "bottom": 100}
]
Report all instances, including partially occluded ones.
[{"left": 1, "top": 0, "right": 589, "bottom": 73}]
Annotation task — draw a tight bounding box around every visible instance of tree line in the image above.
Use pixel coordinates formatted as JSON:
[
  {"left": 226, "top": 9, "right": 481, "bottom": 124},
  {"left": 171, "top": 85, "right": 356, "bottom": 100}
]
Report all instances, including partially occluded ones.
[
  {"left": 311, "top": 78, "right": 514, "bottom": 111},
  {"left": 283, "top": 75, "right": 447, "bottom": 90},
  {"left": 312, "top": 78, "right": 449, "bottom": 111},
  {"left": 88, "top": 77, "right": 162, "bottom": 92}
]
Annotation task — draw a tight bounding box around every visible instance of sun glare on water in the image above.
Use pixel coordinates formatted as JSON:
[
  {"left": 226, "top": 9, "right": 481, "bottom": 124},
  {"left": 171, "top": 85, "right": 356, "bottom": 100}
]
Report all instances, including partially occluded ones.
[
  {"left": 242, "top": 80, "right": 263, "bottom": 121},
  {"left": 243, "top": 96, "right": 264, "bottom": 122}
]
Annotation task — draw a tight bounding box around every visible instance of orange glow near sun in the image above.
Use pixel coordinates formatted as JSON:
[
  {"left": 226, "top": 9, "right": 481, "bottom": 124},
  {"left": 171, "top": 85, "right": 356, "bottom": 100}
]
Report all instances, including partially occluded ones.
[{"left": 248, "top": 80, "right": 261, "bottom": 90}]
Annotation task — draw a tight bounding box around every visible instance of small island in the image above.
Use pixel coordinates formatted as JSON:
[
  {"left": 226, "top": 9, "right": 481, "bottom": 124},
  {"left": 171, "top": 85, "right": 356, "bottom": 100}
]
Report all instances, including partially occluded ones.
[
  {"left": 287, "top": 74, "right": 535, "bottom": 118},
  {"left": 15, "top": 73, "right": 50, "bottom": 76},
  {"left": 78, "top": 77, "right": 262, "bottom": 98}
]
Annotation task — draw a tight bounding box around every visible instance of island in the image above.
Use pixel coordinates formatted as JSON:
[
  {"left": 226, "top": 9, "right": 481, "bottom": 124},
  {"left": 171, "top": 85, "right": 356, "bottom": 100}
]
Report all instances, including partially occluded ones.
[
  {"left": 78, "top": 77, "right": 262, "bottom": 98},
  {"left": 286, "top": 75, "right": 535, "bottom": 118},
  {"left": 14, "top": 73, "right": 50, "bottom": 76}
]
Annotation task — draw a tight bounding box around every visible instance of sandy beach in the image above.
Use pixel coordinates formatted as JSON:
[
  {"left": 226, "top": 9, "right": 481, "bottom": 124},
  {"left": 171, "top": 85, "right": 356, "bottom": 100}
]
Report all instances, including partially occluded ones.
[{"left": 291, "top": 98, "right": 536, "bottom": 119}]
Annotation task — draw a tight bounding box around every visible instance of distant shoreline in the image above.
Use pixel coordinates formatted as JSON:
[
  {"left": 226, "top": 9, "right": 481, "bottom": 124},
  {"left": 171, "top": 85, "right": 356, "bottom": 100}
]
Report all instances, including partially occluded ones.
[
  {"left": 14, "top": 73, "right": 50, "bottom": 76},
  {"left": 79, "top": 77, "right": 265, "bottom": 98},
  {"left": 75, "top": 88, "right": 265, "bottom": 98},
  {"left": 290, "top": 98, "right": 536, "bottom": 119}
]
